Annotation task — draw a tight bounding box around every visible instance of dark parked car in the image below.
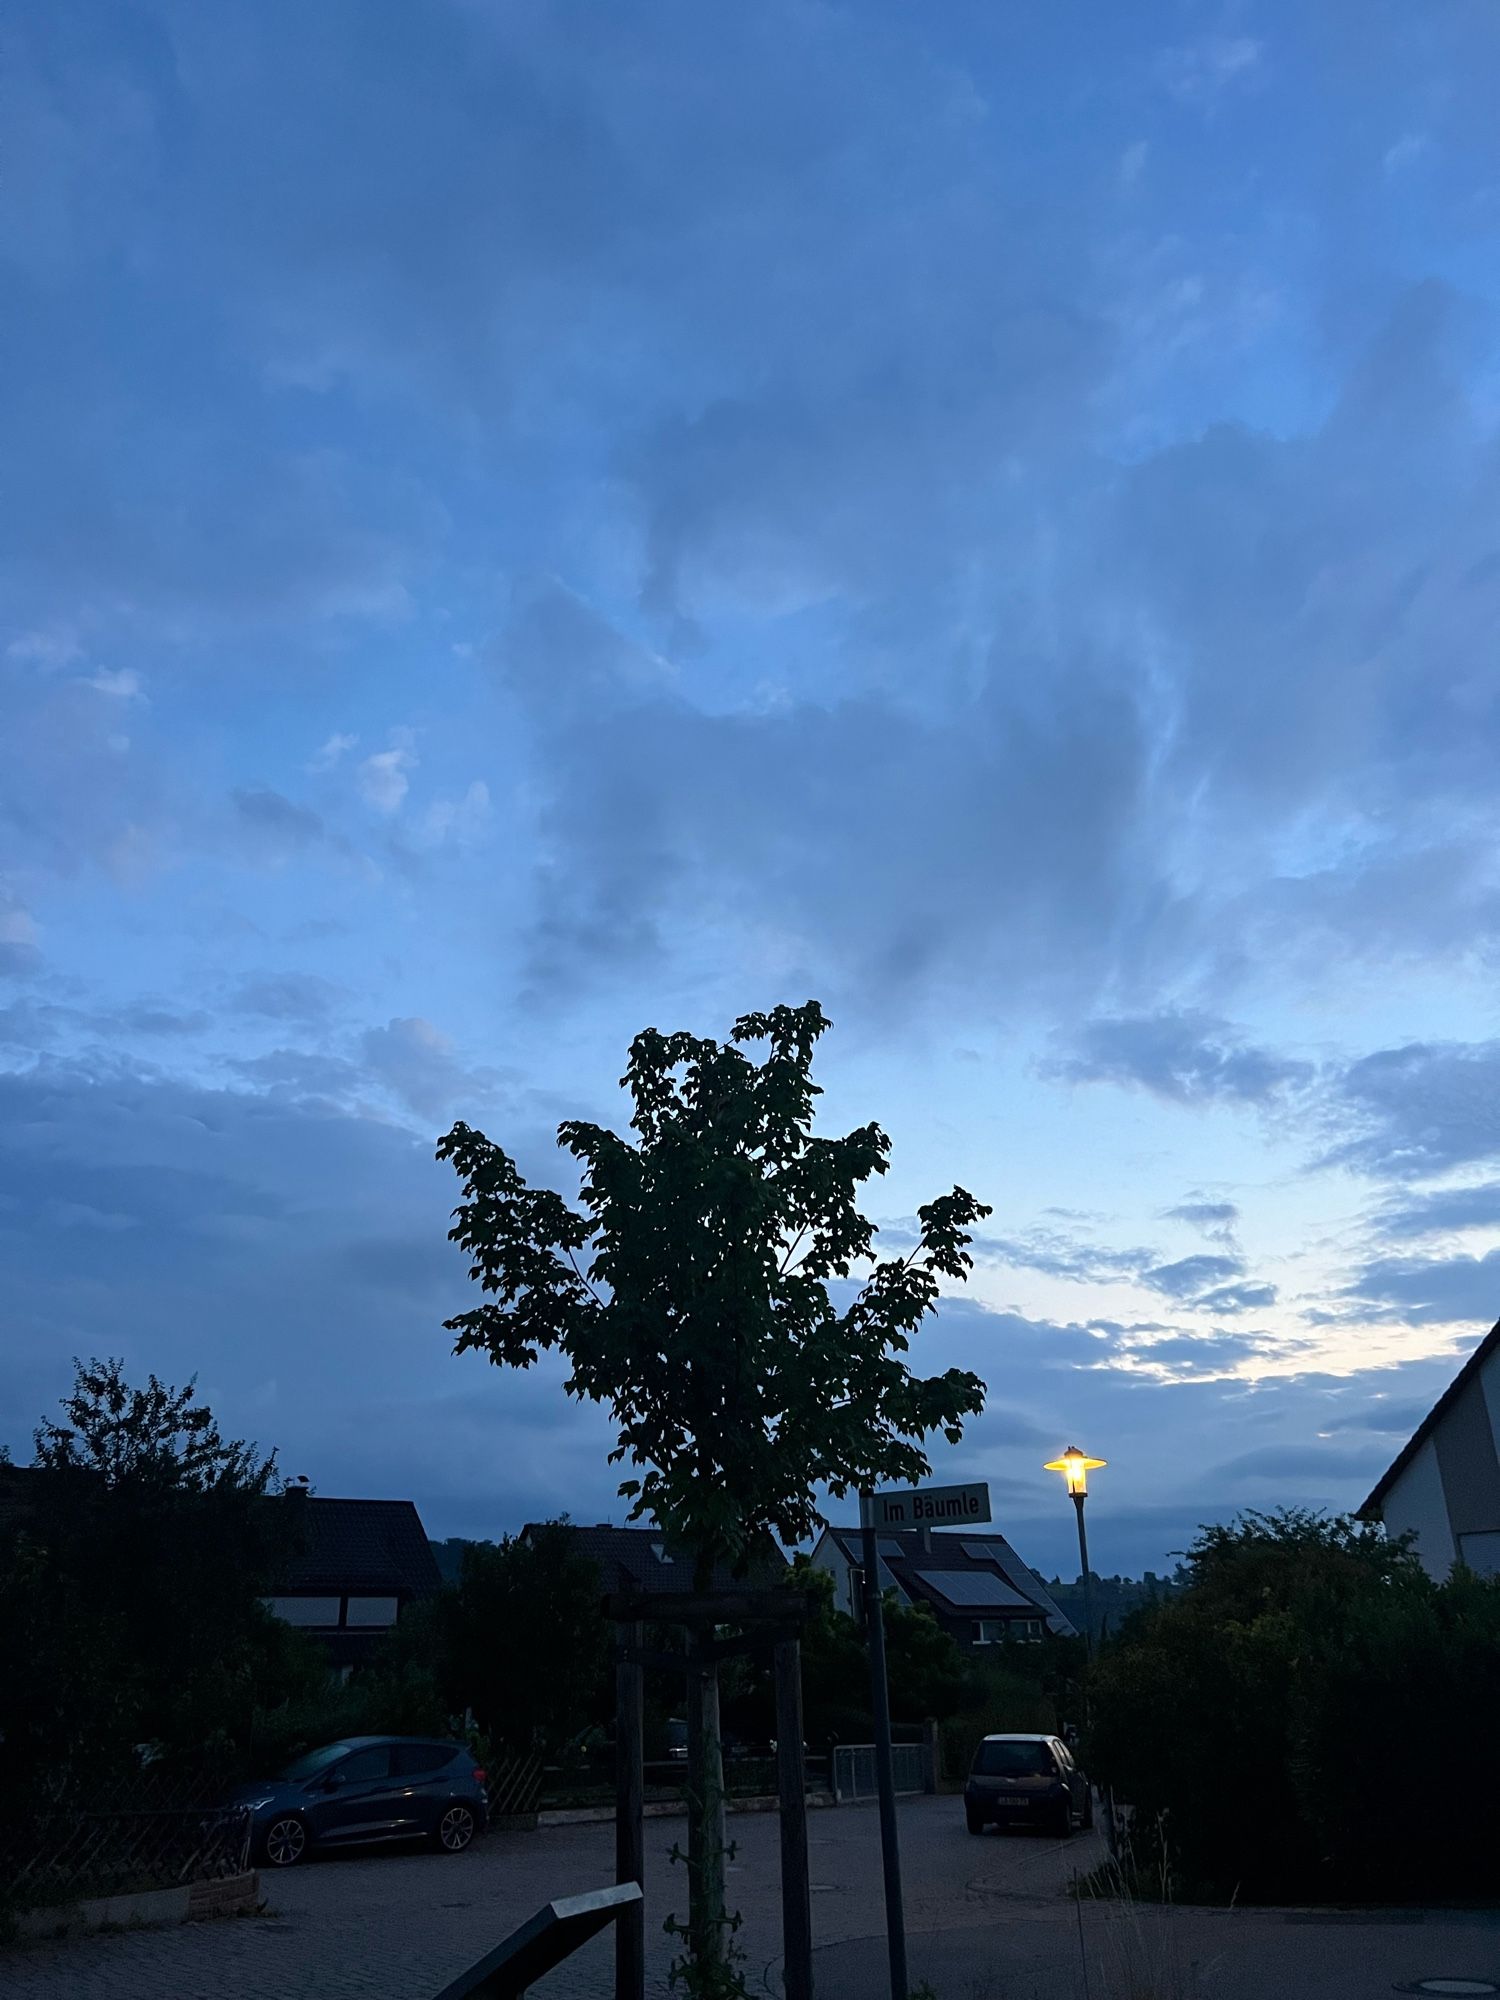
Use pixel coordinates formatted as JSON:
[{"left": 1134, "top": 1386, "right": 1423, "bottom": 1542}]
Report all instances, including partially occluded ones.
[
  {"left": 963, "top": 1732, "right": 1092, "bottom": 1837},
  {"left": 231, "top": 1736, "right": 488, "bottom": 1868}
]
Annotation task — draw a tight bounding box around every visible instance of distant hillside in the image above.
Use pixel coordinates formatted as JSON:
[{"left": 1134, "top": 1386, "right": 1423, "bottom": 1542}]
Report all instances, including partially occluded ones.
[
  {"left": 1044, "top": 1570, "right": 1185, "bottom": 1640},
  {"left": 429, "top": 1536, "right": 493, "bottom": 1584}
]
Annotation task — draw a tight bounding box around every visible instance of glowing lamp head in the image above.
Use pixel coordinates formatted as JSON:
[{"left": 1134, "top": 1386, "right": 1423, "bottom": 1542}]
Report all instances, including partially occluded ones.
[{"left": 1044, "top": 1446, "right": 1106, "bottom": 1496}]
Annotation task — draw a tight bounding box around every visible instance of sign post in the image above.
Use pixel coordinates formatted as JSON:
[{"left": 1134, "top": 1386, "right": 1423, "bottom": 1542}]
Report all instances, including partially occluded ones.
[
  {"left": 859, "top": 1489, "right": 907, "bottom": 2000},
  {"left": 859, "top": 1479, "right": 991, "bottom": 2000}
]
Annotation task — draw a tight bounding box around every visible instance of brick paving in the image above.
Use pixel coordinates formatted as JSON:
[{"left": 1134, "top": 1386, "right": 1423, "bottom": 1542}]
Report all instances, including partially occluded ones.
[
  {"left": 13, "top": 1797, "right": 1490, "bottom": 2000},
  {"left": 0, "top": 1797, "right": 1096, "bottom": 1999}
]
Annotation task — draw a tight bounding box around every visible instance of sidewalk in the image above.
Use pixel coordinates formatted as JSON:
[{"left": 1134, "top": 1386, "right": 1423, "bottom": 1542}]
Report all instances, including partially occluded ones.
[{"left": 813, "top": 1902, "right": 1500, "bottom": 2000}]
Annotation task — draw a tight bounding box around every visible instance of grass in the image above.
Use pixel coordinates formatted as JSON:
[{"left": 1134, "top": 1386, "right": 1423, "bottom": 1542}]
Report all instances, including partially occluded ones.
[{"left": 1069, "top": 1804, "right": 1227, "bottom": 2000}]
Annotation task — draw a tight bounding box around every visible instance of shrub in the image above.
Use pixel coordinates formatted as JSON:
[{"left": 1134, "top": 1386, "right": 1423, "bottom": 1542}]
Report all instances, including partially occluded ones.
[{"left": 1085, "top": 1509, "right": 1500, "bottom": 1904}]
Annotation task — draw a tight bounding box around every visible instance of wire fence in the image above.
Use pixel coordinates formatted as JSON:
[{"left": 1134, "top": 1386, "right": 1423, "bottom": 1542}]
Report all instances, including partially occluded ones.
[
  {"left": 486, "top": 1750, "right": 546, "bottom": 1819},
  {"left": 1, "top": 1772, "right": 252, "bottom": 1918}
]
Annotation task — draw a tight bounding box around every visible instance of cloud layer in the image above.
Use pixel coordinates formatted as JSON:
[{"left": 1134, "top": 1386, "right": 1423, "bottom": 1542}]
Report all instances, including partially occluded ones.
[{"left": 5, "top": 1, "right": 1500, "bottom": 1567}]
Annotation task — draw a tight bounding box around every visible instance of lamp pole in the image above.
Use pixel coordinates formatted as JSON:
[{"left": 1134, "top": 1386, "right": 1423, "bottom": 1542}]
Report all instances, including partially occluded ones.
[{"left": 1044, "top": 1447, "right": 1106, "bottom": 1660}]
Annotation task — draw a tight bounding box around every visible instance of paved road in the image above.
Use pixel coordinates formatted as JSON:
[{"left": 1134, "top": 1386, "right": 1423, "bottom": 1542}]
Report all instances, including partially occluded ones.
[
  {"left": 4, "top": 1797, "right": 1498, "bottom": 1999},
  {"left": 1, "top": 1798, "right": 1092, "bottom": 1999}
]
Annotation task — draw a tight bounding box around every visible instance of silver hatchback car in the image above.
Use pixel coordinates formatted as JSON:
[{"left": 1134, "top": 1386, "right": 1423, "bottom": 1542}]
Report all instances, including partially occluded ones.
[{"left": 964, "top": 1732, "right": 1093, "bottom": 1837}]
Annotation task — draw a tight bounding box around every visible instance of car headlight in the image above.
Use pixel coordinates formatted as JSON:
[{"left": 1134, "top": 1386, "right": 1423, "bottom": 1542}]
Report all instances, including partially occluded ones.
[{"left": 243, "top": 1795, "right": 277, "bottom": 1811}]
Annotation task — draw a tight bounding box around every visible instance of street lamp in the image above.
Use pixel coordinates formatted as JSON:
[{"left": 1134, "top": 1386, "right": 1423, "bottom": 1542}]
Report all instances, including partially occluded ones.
[{"left": 1044, "top": 1447, "right": 1106, "bottom": 1657}]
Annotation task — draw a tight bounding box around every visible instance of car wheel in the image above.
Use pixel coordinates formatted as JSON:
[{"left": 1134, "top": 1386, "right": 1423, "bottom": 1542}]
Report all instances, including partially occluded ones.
[
  {"left": 434, "top": 1803, "right": 476, "bottom": 1854},
  {"left": 261, "top": 1815, "right": 308, "bottom": 1868},
  {"left": 965, "top": 1807, "right": 985, "bottom": 1835},
  {"left": 1051, "top": 1800, "right": 1074, "bottom": 1840},
  {"left": 1082, "top": 1788, "right": 1095, "bottom": 1831}
]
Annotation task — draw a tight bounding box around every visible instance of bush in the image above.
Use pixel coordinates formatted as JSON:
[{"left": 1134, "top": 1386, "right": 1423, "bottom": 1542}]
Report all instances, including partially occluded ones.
[
  {"left": 940, "top": 1664, "right": 1059, "bottom": 1782},
  {"left": 1085, "top": 1509, "right": 1500, "bottom": 1905}
]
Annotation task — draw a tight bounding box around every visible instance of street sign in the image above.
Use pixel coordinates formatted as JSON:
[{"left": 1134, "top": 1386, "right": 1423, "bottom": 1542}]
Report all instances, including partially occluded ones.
[{"left": 861, "top": 1481, "right": 991, "bottom": 1530}]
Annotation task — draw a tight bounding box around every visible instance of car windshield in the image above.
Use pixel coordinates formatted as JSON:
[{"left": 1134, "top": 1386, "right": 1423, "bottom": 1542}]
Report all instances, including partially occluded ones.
[
  {"left": 972, "top": 1740, "right": 1056, "bottom": 1777},
  {"left": 279, "top": 1742, "right": 357, "bottom": 1782}
]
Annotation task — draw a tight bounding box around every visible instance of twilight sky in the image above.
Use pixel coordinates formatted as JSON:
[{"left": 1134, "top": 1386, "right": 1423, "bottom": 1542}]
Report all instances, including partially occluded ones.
[{"left": 6, "top": 0, "right": 1500, "bottom": 1579}]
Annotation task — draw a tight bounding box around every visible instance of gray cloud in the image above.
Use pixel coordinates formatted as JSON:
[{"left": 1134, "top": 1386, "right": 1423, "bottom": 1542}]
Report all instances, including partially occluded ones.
[
  {"left": 226, "top": 1018, "right": 505, "bottom": 1128},
  {"left": 10, "top": 6, "right": 1500, "bottom": 1036},
  {"left": 1142, "top": 1253, "right": 1245, "bottom": 1300},
  {"left": 232, "top": 787, "right": 328, "bottom": 850},
  {"left": 1318, "top": 1401, "right": 1431, "bottom": 1436},
  {"left": 1163, "top": 1198, "right": 1240, "bottom": 1240},
  {"left": 1372, "top": 1181, "right": 1500, "bottom": 1241},
  {"left": 1326, "top": 1041, "right": 1500, "bottom": 1179},
  {"left": 0, "top": 1055, "right": 587, "bottom": 1525},
  {"left": 358, "top": 1017, "right": 502, "bottom": 1125},
  {"left": 1051, "top": 1013, "right": 1312, "bottom": 1107},
  {"left": 1213, "top": 1443, "right": 1388, "bottom": 1486},
  {"left": 966, "top": 1228, "right": 1156, "bottom": 1285},
  {"left": 1340, "top": 1247, "right": 1500, "bottom": 1326},
  {"left": 504, "top": 581, "right": 1163, "bottom": 1006},
  {"left": 228, "top": 972, "right": 343, "bottom": 1023},
  {"left": 0, "top": 996, "right": 210, "bottom": 1049},
  {"left": 1048, "top": 1016, "right": 1312, "bottom": 1112},
  {"left": 1193, "top": 1280, "right": 1279, "bottom": 1315},
  {"left": 1118, "top": 1328, "right": 1279, "bottom": 1377}
]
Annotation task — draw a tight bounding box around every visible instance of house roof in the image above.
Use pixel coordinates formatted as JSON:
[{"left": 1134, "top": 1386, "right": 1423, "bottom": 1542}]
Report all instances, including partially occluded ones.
[
  {"left": 272, "top": 1495, "right": 443, "bottom": 1597},
  {"left": 821, "top": 1525, "right": 1075, "bottom": 1635},
  {"left": 1360, "top": 1314, "right": 1500, "bottom": 1518},
  {"left": 522, "top": 1522, "right": 787, "bottom": 1595}
]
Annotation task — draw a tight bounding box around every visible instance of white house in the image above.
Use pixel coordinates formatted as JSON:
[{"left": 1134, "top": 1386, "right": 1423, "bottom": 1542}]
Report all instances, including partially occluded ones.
[{"left": 1361, "top": 1314, "right": 1500, "bottom": 1580}]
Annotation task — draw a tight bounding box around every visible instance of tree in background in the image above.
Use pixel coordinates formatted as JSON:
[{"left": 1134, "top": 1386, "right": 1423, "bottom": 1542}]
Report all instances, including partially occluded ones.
[
  {"left": 439, "top": 1001, "right": 990, "bottom": 1988},
  {"left": 778, "top": 1559, "right": 983, "bottom": 1747},
  {"left": 0, "top": 1360, "right": 310, "bottom": 1832},
  {"left": 1086, "top": 1508, "right": 1500, "bottom": 1903},
  {"left": 416, "top": 1524, "right": 611, "bottom": 1757}
]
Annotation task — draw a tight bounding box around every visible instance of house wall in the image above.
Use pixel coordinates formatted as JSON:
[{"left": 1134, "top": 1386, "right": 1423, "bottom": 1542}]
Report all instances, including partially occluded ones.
[
  {"left": 1380, "top": 1436, "right": 1455, "bottom": 1580},
  {"left": 1382, "top": 1347, "right": 1500, "bottom": 1581},
  {"left": 808, "top": 1532, "right": 860, "bottom": 1618}
]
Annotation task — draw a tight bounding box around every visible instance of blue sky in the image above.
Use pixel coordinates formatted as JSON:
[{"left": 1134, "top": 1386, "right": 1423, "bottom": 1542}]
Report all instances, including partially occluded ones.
[{"left": 6, "top": 0, "right": 1500, "bottom": 1578}]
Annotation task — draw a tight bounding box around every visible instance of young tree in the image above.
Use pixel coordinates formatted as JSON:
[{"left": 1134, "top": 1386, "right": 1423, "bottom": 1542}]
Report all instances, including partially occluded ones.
[{"left": 439, "top": 1001, "right": 990, "bottom": 1980}]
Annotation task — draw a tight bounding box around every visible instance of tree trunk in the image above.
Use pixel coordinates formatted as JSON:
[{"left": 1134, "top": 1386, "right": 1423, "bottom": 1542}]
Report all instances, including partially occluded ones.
[{"left": 686, "top": 1626, "right": 729, "bottom": 1979}]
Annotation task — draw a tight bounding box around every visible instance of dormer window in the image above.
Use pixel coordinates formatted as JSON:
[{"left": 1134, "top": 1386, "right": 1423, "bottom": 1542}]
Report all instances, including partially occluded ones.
[{"left": 652, "top": 1543, "right": 673, "bottom": 1563}]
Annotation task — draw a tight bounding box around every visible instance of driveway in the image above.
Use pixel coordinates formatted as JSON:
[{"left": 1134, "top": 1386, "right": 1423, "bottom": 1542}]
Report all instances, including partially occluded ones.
[
  {"left": 0, "top": 1796, "right": 1093, "bottom": 1999},
  {"left": 4, "top": 1797, "right": 1497, "bottom": 2000}
]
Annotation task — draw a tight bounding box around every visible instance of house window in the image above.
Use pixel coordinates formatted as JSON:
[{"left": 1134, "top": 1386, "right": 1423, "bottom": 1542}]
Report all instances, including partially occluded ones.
[
  {"left": 1458, "top": 1531, "right": 1500, "bottom": 1578},
  {"left": 264, "top": 1596, "right": 341, "bottom": 1627},
  {"left": 972, "top": 1617, "right": 1043, "bottom": 1645},
  {"left": 652, "top": 1543, "right": 673, "bottom": 1564},
  {"left": 345, "top": 1596, "right": 400, "bottom": 1627}
]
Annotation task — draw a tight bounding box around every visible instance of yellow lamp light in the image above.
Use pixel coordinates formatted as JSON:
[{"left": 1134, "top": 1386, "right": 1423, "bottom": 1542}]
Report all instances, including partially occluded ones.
[{"left": 1044, "top": 1446, "right": 1106, "bottom": 1496}]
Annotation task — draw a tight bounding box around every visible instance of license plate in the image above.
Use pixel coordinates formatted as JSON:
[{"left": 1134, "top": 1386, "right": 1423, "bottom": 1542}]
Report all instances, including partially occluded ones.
[{"left": 996, "top": 1795, "right": 1031, "bottom": 1808}]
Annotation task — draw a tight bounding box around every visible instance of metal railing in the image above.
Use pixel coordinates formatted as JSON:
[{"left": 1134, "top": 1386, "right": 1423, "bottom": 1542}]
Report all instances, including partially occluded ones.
[{"left": 832, "top": 1743, "right": 924, "bottom": 1803}]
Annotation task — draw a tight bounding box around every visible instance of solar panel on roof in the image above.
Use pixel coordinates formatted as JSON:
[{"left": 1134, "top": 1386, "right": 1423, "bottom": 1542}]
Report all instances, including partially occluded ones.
[
  {"left": 913, "top": 1569, "right": 1032, "bottom": 1610},
  {"left": 961, "top": 1539, "right": 1006, "bottom": 1562},
  {"left": 877, "top": 1538, "right": 904, "bottom": 1558}
]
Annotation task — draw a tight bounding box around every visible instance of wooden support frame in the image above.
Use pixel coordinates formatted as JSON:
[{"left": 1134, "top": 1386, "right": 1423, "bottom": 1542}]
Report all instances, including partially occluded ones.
[
  {"left": 609, "top": 1585, "right": 816, "bottom": 2000},
  {"left": 615, "top": 1620, "right": 645, "bottom": 2000}
]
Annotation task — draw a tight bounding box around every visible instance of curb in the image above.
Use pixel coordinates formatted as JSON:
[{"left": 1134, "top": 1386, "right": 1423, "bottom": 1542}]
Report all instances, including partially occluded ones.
[
  {"left": 533, "top": 1793, "right": 841, "bottom": 1828},
  {"left": 14, "top": 1870, "right": 260, "bottom": 1940}
]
